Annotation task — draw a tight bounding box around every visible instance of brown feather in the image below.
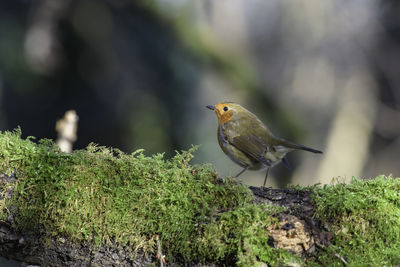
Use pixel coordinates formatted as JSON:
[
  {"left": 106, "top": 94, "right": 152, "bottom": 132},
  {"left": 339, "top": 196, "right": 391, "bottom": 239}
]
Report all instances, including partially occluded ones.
[{"left": 275, "top": 138, "right": 323, "bottom": 154}]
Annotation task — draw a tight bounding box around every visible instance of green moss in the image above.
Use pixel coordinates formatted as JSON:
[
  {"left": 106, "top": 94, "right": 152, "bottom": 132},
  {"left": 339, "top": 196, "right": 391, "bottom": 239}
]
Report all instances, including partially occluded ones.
[
  {"left": 6, "top": 129, "right": 398, "bottom": 266},
  {"left": 311, "top": 176, "right": 400, "bottom": 266},
  {"left": 199, "top": 204, "right": 300, "bottom": 266},
  {"left": 0, "top": 129, "right": 291, "bottom": 265}
]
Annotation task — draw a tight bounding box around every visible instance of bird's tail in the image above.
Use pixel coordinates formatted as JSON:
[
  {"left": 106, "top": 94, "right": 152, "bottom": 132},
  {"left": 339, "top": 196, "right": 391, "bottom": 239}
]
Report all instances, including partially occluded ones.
[{"left": 277, "top": 139, "right": 323, "bottom": 154}]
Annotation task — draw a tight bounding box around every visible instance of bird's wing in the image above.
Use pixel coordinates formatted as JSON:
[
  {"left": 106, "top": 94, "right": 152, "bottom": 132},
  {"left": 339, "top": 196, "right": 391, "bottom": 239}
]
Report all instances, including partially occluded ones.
[{"left": 228, "top": 132, "right": 272, "bottom": 166}]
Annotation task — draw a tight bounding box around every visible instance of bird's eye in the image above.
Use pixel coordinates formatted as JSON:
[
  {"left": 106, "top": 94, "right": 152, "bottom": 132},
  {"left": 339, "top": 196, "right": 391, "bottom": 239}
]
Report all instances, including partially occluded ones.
[{"left": 223, "top": 106, "right": 228, "bottom": 112}]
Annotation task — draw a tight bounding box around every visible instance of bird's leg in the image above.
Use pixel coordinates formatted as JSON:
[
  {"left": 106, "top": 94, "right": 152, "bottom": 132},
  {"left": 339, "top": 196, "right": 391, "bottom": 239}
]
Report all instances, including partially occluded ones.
[
  {"left": 262, "top": 168, "right": 270, "bottom": 187},
  {"left": 234, "top": 166, "right": 249, "bottom": 178}
]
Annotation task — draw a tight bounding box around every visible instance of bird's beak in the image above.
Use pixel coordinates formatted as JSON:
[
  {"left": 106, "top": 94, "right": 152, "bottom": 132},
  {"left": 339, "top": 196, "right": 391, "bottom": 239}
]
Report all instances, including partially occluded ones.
[{"left": 206, "top": 105, "right": 215, "bottom": 111}]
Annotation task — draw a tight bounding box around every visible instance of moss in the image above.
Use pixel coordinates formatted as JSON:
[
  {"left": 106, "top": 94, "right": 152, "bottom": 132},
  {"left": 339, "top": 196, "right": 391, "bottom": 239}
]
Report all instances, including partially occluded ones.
[
  {"left": 311, "top": 176, "right": 400, "bottom": 266},
  {"left": 4, "top": 129, "right": 398, "bottom": 266},
  {"left": 199, "top": 204, "right": 300, "bottom": 266},
  {"left": 0, "top": 129, "right": 292, "bottom": 265}
]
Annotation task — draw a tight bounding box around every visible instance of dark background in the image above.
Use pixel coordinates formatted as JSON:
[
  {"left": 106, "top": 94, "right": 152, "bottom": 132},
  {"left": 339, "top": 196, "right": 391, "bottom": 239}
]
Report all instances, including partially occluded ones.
[{"left": 1, "top": 0, "right": 400, "bottom": 187}]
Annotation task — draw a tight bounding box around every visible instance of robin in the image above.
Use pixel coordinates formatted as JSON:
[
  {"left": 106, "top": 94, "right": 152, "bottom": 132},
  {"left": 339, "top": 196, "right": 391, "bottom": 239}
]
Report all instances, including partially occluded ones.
[{"left": 206, "top": 102, "right": 322, "bottom": 187}]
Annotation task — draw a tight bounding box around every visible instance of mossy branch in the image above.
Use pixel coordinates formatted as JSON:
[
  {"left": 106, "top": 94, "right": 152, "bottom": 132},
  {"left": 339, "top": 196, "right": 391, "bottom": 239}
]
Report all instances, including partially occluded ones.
[{"left": 0, "top": 129, "right": 399, "bottom": 266}]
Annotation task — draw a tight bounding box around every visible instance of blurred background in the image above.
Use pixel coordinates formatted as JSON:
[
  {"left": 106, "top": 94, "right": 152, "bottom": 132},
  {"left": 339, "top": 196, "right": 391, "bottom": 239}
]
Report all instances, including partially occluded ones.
[{"left": 0, "top": 0, "right": 399, "bottom": 187}]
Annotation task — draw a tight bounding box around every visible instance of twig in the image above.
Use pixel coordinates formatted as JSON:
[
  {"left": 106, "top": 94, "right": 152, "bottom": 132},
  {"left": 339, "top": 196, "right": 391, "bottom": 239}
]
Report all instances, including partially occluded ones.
[
  {"left": 315, "top": 243, "right": 347, "bottom": 266},
  {"left": 334, "top": 253, "right": 348, "bottom": 265},
  {"left": 156, "top": 235, "right": 166, "bottom": 267}
]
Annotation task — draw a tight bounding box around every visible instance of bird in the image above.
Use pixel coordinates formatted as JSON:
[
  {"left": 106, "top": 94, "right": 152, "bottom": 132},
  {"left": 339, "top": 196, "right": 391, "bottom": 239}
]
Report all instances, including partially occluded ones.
[{"left": 206, "top": 102, "right": 322, "bottom": 187}]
